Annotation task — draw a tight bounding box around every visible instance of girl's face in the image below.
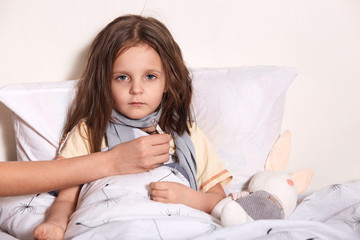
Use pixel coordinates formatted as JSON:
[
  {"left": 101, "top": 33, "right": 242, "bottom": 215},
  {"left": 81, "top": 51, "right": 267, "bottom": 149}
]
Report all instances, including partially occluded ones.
[{"left": 111, "top": 44, "right": 166, "bottom": 119}]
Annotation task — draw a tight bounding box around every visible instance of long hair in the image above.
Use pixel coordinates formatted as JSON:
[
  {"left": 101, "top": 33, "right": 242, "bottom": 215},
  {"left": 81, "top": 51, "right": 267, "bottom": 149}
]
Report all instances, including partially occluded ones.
[{"left": 62, "top": 15, "right": 193, "bottom": 153}]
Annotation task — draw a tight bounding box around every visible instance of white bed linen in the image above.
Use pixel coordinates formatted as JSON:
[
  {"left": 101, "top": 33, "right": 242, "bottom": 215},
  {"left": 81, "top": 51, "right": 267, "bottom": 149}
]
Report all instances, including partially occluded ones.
[
  {"left": 195, "top": 180, "right": 360, "bottom": 240},
  {"left": 2, "top": 180, "right": 359, "bottom": 239},
  {"left": 65, "top": 166, "right": 220, "bottom": 239},
  {"left": 68, "top": 180, "right": 360, "bottom": 239},
  {"left": 0, "top": 232, "right": 17, "bottom": 240}
]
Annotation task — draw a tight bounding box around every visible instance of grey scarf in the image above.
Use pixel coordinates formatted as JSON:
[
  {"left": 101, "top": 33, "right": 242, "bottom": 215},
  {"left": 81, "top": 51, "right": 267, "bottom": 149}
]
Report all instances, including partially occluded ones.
[{"left": 106, "top": 109, "right": 198, "bottom": 190}]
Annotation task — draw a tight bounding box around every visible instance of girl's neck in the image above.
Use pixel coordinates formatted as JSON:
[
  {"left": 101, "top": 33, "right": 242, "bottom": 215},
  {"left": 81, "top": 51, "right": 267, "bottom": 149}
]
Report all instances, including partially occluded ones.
[{"left": 141, "top": 126, "right": 157, "bottom": 135}]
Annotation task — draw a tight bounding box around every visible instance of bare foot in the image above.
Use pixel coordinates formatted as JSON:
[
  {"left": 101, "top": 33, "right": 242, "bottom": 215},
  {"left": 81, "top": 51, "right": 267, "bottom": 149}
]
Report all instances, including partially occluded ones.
[{"left": 33, "top": 222, "right": 65, "bottom": 240}]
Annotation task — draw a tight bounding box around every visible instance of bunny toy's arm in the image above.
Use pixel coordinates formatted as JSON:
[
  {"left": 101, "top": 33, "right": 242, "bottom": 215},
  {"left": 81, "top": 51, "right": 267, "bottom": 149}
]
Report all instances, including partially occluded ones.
[{"left": 211, "top": 190, "right": 285, "bottom": 227}]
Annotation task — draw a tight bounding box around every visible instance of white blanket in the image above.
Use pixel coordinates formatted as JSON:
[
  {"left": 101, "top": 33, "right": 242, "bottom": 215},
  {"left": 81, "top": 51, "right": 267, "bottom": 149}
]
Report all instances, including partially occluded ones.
[
  {"left": 64, "top": 166, "right": 220, "bottom": 239},
  {"left": 68, "top": 179, "right": 360, "bottom": 239},
  {"left": 195, "top": 180, "right": 360, "bottom": 240},
  {"left": 1, "top": 180, "right": 360, "bottom": 240},
  {"left": 65, "top": 179, "right": 360, "bottom": 239}
]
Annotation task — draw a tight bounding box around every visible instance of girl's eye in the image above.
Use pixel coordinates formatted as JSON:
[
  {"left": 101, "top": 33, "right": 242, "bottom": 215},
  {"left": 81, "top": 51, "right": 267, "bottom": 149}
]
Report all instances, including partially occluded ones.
[
  {"left": 145, "top": 74, "right": 156, "bottom": 80},
  {"left": 116, "top": 75, "right": 129, "bottom": 81}
]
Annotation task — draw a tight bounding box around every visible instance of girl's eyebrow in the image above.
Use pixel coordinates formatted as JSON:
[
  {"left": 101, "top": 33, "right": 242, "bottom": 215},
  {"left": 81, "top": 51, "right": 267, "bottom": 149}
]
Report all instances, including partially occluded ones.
[
  {"left": 112, "top": 68, "right": 162, "bottom": 75},
  {"left": 112, "top": 71, "right": 128, "bottom": 75},
  {"left": 146, "top": 68, "right": 162, "bottom": 74}
]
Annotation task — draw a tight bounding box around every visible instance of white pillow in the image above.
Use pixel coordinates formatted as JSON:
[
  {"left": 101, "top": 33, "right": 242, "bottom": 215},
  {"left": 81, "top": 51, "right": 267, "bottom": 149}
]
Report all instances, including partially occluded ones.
[
  {"left": 0, "top": 80, "right": 77, "bottom": 162},
  {"left": 191, "top": 67, "right": 296, "bottom": 192},
  {"left": 0, "top": 66, "right": 296, "bottom": 193}
]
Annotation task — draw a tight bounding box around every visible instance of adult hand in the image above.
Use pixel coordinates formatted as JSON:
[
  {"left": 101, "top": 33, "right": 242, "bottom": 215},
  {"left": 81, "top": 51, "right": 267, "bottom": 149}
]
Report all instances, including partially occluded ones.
[{"left": 109, "top": 134, "right": 171, "bottom": 174}]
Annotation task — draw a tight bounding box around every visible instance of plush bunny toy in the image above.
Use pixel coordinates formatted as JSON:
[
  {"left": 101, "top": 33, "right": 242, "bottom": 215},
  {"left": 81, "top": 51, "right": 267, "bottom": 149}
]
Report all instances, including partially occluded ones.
[{"left": 211, "top": 130, "right": 313, "bottom": 227}]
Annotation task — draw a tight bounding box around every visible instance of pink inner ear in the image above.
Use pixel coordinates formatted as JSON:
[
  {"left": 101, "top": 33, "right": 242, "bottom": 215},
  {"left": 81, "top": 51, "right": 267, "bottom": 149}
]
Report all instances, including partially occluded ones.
[{"left": 287, "top": 179, "right": 294, "bottom": 186}]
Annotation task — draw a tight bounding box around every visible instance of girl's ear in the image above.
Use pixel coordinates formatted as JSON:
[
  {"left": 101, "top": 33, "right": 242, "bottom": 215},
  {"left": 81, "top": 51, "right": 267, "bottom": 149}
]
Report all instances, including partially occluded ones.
[
  {"left": 291, "top": 168, "right": 314, "bottom": 194},
  {"left": 163, "top": 82, "right": 168, "bottom": 92},
  {"left": 265, "top": 130, "right": 292, "bottom": 171}
]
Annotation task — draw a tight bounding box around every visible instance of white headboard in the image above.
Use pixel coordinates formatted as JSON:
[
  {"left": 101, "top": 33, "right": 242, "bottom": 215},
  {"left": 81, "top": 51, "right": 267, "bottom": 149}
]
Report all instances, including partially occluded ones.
[{"left": 1, "top": 0, "right": 359, "bottom": 193}]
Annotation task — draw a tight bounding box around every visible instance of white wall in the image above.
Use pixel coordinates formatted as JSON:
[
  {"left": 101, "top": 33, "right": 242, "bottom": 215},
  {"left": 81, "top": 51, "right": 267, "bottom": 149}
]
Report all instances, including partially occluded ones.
[{"left": 0, "top": 0, "right": 359, "bottom": 193}]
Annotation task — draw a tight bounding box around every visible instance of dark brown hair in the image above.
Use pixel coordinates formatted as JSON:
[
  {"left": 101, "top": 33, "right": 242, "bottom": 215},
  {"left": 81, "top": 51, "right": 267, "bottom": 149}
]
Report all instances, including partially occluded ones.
[{"left": 62, "top": 15, "right": 193, "bottom": 153}]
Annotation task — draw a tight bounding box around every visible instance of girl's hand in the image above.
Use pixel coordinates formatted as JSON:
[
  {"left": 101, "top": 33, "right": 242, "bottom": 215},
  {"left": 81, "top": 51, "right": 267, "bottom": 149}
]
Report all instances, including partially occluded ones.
[
  {"left": 149, "top": 182, "right": 226, "bottom": 213},
  {"left": 33, "top": 222, "right": 65, "bottom": 240},
  {"left": 149, "top": 181, "right": 196, "bottom": 206},
  {"left": 109, "top": 134, "right": 171, "bottom": 174}
]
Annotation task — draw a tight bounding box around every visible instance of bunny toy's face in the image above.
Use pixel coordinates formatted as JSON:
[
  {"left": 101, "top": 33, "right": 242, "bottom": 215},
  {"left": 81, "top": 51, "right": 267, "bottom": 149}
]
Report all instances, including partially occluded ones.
[{"left": 248, "top": 171, "right": 298, "bottom": 218}]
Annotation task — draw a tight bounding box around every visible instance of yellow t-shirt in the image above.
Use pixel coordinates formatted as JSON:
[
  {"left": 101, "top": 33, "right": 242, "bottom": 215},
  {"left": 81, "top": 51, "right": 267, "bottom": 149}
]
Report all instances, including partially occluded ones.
[{"left": 57, "top": 121, "right": 232, "bottom": 192}]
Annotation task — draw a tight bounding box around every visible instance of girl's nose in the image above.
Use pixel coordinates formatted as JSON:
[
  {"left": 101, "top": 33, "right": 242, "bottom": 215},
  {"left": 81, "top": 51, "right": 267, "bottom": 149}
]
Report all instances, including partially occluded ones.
[{"left": 129, "top": 80, "right": 143, "bottom": 95}]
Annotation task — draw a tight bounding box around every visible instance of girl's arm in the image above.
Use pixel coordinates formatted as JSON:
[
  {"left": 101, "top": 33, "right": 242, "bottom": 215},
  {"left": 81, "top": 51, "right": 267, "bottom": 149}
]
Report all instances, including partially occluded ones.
[
  {"left": 0, "top": 134, "right": 170, "bottom": 197},
  {"left": 149, "top": 182, "right": 226, "bottom": 214},
  {"left": 33, "top": 186, "right": 81, "bottom": 240}
]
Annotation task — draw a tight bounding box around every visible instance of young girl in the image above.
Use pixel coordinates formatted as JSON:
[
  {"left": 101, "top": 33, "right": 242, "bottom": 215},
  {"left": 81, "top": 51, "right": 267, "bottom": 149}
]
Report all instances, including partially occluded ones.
[{"left": 34, "top": 14, "right": 232, "bottom": 239}]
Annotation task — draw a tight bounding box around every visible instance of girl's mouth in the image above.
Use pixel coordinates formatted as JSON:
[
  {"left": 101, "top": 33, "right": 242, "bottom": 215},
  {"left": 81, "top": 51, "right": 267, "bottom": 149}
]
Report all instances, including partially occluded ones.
[{"left": 130, "top": 102, "right": 144, "bottom": 106}]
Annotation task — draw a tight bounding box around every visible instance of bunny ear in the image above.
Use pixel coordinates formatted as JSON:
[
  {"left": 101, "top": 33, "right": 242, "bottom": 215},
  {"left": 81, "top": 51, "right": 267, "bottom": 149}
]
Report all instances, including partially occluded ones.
[
  {"left": 292, "top": 168, "right": 314, "bottom": 194},
  {"left": 265, "top": 130, "right": 292, "bottom": 171}
]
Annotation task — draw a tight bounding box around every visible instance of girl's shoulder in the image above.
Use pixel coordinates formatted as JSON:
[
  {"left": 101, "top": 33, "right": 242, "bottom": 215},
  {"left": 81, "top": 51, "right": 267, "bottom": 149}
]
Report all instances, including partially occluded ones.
[
  {"left": 188, "top": 122, "right": 208, "bottom": 146},
  {"left": 58, "top": 120, "right": 89, "bottom": 154},
  {"left": 188, "top": 121, "right": 199, "bottom": 135},
  {"left": 65, "top": 120, "right": 89, "bottom": 141},
  {"left": 76, "top": 120, "right": 89, "bottom": 134}
]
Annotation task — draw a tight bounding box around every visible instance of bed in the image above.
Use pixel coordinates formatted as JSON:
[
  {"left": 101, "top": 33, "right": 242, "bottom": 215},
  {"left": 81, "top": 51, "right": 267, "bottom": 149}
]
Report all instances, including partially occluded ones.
[{"left": 0, "top": 66, "right": 359, "bottom": 239}]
